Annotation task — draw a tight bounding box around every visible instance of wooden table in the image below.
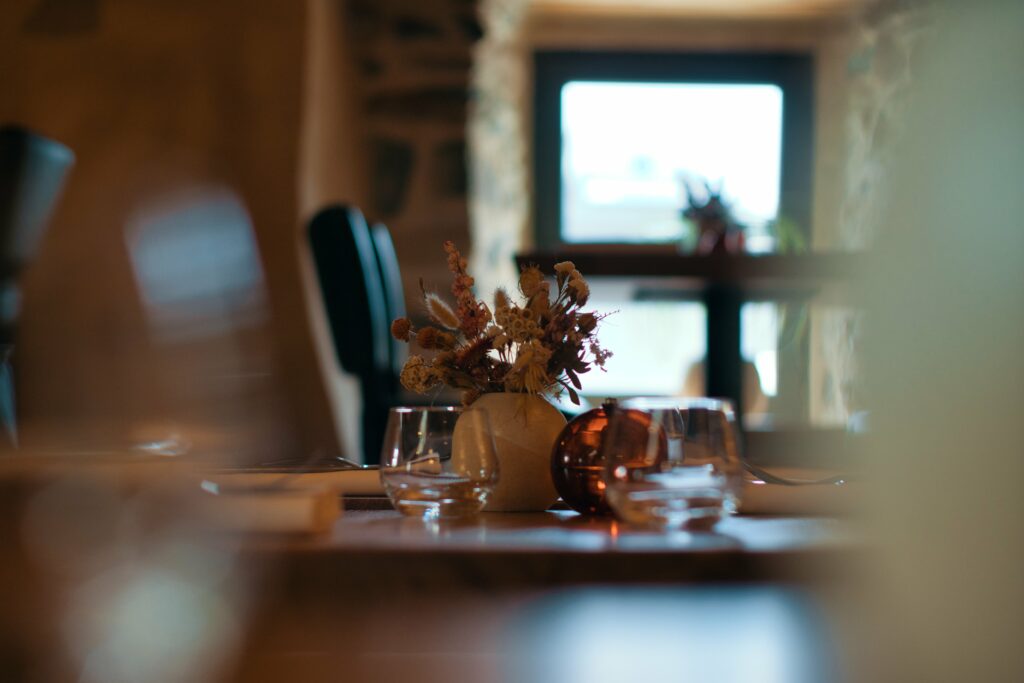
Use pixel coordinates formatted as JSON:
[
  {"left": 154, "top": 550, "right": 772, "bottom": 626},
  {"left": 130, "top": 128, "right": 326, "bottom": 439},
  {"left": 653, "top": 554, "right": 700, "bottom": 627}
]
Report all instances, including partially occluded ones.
[
  {"left": 244, "top": 509, "right": 855, "bottom": 589},
  {"left": 233, "top": 509, "right": 854, "bottom": 682},
  {"left": 0, "top": 464, "right": 855, "bottom": 682}
]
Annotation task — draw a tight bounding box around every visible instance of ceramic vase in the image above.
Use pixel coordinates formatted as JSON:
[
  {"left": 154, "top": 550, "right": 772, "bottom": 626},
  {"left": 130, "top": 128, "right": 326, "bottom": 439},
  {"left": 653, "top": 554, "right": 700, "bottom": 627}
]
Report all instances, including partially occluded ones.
[{"left": 464, "top": 392, "right": 566, "bottom": 512}]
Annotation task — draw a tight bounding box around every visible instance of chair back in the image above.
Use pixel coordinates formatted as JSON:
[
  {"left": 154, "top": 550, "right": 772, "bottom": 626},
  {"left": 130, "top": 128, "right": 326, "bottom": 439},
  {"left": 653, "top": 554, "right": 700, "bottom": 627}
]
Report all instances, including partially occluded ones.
[
  {"left": 369, "top": 222, "right": 406, "bottom": 382},
  {"left": 308, "top": 205, "right": 390, "bottom": 381},
  {"left": 308, "top": 205, "right": 406, "bottom": 463},
  {"left": 0, "top": 126, "right": 74, "bottom": 311},
  {"left": 0, "top": 125, "right": 74, "bottom": 448}
]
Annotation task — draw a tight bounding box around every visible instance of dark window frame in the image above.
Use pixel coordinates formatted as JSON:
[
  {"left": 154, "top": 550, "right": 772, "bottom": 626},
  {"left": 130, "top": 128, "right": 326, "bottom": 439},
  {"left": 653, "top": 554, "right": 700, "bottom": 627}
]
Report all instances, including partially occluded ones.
[{"left": 532, "top": 50, "right": 815, "bottom": 248}]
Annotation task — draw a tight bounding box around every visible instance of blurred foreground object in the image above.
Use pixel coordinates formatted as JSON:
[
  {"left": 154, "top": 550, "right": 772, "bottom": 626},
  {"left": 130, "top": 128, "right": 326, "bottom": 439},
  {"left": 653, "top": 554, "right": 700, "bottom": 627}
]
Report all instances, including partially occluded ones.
[
  {"left": 857, "top": 1, "right": 1024, "bottom": 680},
  {"left": 0, "top": 456, "right": 253, "bottom": 682},
  {"left": 121, "top": 187, "right": 287, "bottom": 467},
  {"left": 0, "top": 125, "right": 74, "bottom": 447}
]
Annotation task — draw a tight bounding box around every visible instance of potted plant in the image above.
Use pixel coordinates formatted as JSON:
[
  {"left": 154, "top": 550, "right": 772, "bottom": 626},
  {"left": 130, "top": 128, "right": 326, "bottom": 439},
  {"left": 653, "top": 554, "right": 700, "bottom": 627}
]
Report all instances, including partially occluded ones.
[{"left": 390, "top": 242, "right": 611, "bottom": 511}]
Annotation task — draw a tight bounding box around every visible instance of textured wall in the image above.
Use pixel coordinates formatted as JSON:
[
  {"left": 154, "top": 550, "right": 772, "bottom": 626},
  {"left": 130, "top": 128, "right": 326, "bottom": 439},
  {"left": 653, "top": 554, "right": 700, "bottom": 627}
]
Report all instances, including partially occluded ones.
[
  {"left": 469, "top": 0, "right": 530, "bottom": 300},
  {"left": 344, "top": 0, "right": 482, "bottom": 318}
]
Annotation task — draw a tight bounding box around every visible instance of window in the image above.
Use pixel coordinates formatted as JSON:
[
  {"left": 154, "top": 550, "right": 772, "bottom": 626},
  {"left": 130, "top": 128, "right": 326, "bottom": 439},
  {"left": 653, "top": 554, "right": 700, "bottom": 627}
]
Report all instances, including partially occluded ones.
[
  {"left": 534, "top": 51, "right": 813, "bottom": 248},
  {"left": 532, "top": 52, "right": 816, "bottom": 421},
  {"left": 560, "top": 81, "right": 784, "bottom": 248},
  {"left": 576, "top": 298, "right": 706, "bottom": 397}
]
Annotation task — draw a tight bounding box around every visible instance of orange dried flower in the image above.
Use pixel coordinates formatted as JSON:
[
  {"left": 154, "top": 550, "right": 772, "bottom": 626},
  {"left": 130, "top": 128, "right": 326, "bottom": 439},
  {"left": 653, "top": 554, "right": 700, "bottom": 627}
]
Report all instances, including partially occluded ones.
[
  {"left": 578, "top": 313, "right": 597, "bottom": 334},
  {"left": 391, "top": 317, "right": 412, "bottom": 341},
  {"left": 416, "top": 326, "right": 456, "bottom": 350}
]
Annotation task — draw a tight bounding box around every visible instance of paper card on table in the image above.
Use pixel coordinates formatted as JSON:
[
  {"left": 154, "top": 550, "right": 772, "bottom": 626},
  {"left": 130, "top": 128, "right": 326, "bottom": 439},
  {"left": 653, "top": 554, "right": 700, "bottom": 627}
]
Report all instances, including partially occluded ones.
[{"left": 199, "top": 481, "right": 340, "bottom": 534}]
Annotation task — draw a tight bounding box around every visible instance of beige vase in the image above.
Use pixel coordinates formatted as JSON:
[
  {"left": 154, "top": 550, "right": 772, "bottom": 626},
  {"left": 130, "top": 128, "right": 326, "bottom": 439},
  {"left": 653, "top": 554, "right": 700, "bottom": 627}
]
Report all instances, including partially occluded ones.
[{"left": 464, "top": 392, "right": 566, "bottom": 512}]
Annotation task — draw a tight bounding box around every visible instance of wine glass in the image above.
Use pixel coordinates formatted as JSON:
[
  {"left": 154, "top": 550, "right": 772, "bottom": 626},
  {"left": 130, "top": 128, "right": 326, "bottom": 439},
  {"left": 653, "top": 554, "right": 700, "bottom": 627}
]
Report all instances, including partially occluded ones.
[
  {"left": 379, "top": 407, "right": 499, "bottom": 519},
  {"left": 601, "top": 397, "right": 743, "bottom": 530}
]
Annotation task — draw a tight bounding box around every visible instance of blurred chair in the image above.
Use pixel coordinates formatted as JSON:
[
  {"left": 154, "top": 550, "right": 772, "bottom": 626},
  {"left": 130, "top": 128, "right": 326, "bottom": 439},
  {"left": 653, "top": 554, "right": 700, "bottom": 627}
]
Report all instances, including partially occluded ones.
[
  {"left": 0, "top": 125, "right": 74, "bottom": 448},
  {"left": 308, "top": 205, "right": 402, "bottom": 464},
  {"left": 368, "top": 221, "right": 407, "bottom": 386}
]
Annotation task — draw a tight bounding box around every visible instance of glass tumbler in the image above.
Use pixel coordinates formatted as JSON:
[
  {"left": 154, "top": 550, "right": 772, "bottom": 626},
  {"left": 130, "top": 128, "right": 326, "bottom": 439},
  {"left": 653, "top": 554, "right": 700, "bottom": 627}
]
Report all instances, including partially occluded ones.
[
  {"left": 601, "top": 397, "right": 743, "bottom": 530},
  {"left": 380, "top": 407, "right": 499, "bottom": 519}
]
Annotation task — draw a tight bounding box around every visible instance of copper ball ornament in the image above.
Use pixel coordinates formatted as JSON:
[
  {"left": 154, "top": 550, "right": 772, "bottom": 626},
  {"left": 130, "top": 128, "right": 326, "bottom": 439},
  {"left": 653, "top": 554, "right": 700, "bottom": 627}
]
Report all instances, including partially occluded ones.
[
  {"left": 550, "top": 403, "right": 615, "bottom": 514},
  {"left": 551, "top": 400, "right": 671, "bottom": 515}
]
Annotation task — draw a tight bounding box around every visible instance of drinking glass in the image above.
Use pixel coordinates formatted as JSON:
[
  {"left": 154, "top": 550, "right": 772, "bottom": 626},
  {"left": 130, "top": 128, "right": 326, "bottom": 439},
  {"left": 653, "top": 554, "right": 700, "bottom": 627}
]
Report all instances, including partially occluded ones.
[
  {"left": 601, "top": 397, "right": 743, "bottom": 530},
  {"left": 379, "top": 407, "right": 499, "bottom": 519}
]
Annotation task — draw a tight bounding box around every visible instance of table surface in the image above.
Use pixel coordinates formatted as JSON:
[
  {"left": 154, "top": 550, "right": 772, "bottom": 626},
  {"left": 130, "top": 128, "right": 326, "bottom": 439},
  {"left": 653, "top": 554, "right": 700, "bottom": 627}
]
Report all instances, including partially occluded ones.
[
  {"left": 244, "top": 509, "right": 857, "bottom": 588},
  {"left": 234, "top": 510, "right": 854, "bottom": 682},
  {"left": 271, "top": 509, "right": 848, "bottom": 553}
]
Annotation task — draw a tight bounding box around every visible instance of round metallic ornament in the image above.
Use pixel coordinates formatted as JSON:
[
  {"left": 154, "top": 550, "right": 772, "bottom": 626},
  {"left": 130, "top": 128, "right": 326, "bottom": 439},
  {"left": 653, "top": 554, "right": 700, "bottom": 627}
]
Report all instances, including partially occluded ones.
[{"left": 549, "top": 400, "right": 618, "bottom": 515}]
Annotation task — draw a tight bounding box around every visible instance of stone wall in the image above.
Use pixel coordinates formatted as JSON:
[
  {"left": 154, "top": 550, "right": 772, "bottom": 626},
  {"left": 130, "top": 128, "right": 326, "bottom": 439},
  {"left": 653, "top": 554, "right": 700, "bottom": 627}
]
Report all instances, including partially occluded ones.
[
  {"left": 345, "top": 0, "right": 482, "bottom": 314},
  {"left": 468, "top": 0, "right": 530, "bottom": 299}
]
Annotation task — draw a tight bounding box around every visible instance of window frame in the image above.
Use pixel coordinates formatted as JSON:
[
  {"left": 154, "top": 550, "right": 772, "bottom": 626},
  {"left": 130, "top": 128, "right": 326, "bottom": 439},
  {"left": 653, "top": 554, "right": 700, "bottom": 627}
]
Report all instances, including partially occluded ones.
[{"left": 532, "top": 50, "right": 815, "bottom": 248}]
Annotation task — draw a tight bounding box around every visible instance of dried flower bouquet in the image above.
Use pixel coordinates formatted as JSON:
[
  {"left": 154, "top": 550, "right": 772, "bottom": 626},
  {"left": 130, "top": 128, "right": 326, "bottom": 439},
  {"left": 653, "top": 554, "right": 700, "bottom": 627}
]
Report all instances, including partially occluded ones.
[{"left": 390, "top": 242, "right": 611, "bottom": 405}]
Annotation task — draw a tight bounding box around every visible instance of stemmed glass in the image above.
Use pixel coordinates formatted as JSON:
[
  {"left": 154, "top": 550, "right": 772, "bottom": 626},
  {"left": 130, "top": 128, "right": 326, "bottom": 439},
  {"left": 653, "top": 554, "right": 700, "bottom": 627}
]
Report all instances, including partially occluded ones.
[
  {"left": 379, "top": 407, "right": 499, "bottom": 519},
  {"left": 601, "top": 397, "right": 743, "bottom": 530}
]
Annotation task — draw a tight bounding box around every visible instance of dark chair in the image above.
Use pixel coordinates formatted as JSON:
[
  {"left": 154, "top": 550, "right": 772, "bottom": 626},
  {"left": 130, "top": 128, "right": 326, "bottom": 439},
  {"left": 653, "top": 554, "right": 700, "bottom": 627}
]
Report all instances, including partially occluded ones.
[
  {"left": 368, "top": 221, "right": 406, "bottom": 386},
  {"left": 308, "top": 205, "right": 402, "bottom": 464},
  {"left": 0, "top": 125, "right": 74, "bottom": 447}
]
